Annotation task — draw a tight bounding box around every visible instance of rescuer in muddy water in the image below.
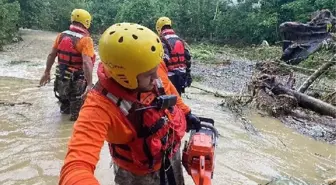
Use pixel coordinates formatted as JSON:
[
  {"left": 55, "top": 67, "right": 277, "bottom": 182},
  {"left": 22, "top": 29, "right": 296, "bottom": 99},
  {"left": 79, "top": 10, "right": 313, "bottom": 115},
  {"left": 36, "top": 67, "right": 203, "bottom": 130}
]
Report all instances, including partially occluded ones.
[
  {"left": 156, "top": 17, "right": 193, "bottom": 95},
  {"left": 59, "top": 23, "right": 201, "bottom": 185},
  {"left": 39, "top": 9, "right": 95, "bottom": 121}
]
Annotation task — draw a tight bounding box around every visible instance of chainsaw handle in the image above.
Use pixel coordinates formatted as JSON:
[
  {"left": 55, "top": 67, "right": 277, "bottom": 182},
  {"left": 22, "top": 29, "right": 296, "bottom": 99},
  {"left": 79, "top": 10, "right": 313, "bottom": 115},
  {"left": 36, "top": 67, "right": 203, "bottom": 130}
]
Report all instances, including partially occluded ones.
[
  {"left": 199, "top": 122, "right": 219, "bottom": 146},
  {"left": 193, "top": 117, "right": 219, "bottom": 146},
  {"left": 199, "top": 156, "right": 205, "bottom": 185}
]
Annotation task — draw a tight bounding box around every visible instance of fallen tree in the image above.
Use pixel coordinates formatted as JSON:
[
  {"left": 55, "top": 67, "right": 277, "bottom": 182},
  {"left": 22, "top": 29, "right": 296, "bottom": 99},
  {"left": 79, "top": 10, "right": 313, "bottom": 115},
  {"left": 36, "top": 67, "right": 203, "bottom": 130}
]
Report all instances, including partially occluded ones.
[
  {"left": 251, "top": 61, "right": 336, "bottom": 117},
  {"left": 190, "top": 84, "right": 251, "bottom": 99},
  {"left": 271, "top": 60, "right": 316, "bottom": 74},
  {"left": 298, "top": 55, "right": 336, "bottom": 93},
  {"left": 270, "top": 79, "right": 336, "bottom": 118},
  {"left": 249, "top": 60, "right": 336, "bottom": 143}
]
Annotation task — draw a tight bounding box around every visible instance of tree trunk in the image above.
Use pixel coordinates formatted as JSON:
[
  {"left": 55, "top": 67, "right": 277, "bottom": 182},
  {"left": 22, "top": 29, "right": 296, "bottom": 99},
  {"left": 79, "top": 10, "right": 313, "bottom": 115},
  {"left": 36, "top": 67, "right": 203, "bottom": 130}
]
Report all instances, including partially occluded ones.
[
  {"left": 271, "top": 60, "right": 316, "bottom": 74},
  {"left": 270, "top": 84, "right": 336, "bottom": 118},
  {"left": 298, "top": 56, "right": 336, "bottom": 93},
  {"left": 190, "top": 84, "right": 251, "bottom": 98}
]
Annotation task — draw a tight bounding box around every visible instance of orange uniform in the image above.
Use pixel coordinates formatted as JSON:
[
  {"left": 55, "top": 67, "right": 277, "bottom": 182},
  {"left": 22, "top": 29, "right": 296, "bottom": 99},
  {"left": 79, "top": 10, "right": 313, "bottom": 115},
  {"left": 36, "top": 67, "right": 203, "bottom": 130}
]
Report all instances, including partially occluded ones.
[{"left": 59, "top": 62, "right": 190, "bottom": 185}]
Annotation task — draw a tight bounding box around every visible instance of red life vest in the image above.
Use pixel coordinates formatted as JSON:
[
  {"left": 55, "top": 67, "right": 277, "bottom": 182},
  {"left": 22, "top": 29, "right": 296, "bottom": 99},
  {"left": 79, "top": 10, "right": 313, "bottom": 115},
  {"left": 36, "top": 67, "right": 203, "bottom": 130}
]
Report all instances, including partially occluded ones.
[
  {"left": 161, "top": 29, "right": 187, "bottom": 71},
  {"left": 93, "top": 63, "right": 187, "bottom": 174},
  {"left": 57, "top": 25, "right": 90, "bottom": 70}
]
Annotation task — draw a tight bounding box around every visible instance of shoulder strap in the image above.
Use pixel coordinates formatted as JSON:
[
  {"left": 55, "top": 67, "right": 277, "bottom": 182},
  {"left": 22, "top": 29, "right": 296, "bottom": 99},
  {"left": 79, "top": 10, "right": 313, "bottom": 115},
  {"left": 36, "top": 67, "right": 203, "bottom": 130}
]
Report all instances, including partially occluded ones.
[
  {"left": 62, "top": 30, "right": 84, "bottom": 39},
  {"left": 58, "top": 30, "right": 84, "bottom": 46},
  {"left": 156, "top": 79, "right": 166, "bottom": 96},
  {"left": 162, "top": 34, "right": 185, "bottom": 53},
  {"left": 160, "top": 35, "right": 172, "bottom": 54},
  {"left": 93, "top": 78, "right": 165, "bottom": 116},
  {"left": 163, "top": 34, "right": 179, "bottom": 40},
  {"left": 93, "top": 82, "right": 133, "bottom": 116}
]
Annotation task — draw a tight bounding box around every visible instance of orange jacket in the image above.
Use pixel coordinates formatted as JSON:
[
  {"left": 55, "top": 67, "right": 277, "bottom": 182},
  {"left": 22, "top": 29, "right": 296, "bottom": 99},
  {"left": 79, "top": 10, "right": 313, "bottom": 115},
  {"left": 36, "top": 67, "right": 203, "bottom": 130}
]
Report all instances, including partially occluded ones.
[{"left": 58, "top": 61, "right": 190, "bottom": 185}]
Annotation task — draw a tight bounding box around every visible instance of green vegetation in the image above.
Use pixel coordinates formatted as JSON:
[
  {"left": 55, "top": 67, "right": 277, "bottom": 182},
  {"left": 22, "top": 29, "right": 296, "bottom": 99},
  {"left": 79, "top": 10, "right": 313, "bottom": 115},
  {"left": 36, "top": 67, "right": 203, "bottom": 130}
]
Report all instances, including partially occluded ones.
[
  {"left": 0, "top": 0, "right": 335, "bottom": 48},
  {"left": 189, "top": 44, "right": 219, "bottom": 61},
  {"left": 0, "top": 0, "right": 20, "bottom": 49},
  {"left": 301, "top": 48, "right": 336, "bottom": 78}
]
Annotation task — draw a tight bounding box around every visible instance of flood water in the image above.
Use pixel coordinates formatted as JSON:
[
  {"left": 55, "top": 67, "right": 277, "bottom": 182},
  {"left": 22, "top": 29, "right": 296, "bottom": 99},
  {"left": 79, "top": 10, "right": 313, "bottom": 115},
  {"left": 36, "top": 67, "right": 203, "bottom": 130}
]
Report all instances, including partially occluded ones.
[{"left": 0, "top": 29, "right": 335, "bottom": 185}]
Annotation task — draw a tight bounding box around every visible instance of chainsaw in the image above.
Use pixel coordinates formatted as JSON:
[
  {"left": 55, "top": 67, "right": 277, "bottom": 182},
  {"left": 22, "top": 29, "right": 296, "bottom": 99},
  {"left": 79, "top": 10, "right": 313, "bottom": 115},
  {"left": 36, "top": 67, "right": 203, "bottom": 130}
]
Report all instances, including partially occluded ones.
[{"left": 182, "top": 117, "right": 219, "bottom": 185}]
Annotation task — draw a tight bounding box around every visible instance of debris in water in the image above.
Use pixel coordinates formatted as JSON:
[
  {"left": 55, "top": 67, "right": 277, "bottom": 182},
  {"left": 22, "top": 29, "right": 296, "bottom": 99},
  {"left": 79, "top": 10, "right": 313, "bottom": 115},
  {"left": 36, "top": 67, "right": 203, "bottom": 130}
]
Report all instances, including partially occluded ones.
[
  {"left": 7, "top": 60, "right": 30, "bottom": 65},
  {"left": 0, "top": 101, "right": 32, "bottom": 106}
]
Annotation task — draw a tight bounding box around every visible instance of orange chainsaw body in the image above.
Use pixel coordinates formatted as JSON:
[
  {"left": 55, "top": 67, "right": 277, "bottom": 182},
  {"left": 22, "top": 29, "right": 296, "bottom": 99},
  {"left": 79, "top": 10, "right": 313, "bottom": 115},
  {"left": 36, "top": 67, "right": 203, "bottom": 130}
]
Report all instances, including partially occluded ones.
[{"left": 182, "top": 130, "right": 216, "bottom": 185}]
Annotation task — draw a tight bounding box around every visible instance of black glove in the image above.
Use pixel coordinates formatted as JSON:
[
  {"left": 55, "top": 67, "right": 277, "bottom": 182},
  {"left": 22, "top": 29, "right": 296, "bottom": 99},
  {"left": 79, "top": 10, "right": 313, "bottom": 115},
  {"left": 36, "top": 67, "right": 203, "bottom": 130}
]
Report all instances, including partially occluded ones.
[{"left": 186, "top": 112, "right": 201, "bottom": 132}]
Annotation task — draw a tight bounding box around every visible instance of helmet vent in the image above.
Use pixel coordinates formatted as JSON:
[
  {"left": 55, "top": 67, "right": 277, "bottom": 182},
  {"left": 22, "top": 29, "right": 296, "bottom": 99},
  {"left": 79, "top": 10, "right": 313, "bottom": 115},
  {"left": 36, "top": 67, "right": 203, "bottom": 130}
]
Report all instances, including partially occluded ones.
[
  {"left": 137, "top": 28, "right": 144, "bottom": 30},
  {"left": 156, "top": 38, "right": 160, "bottom": 43},
  {"left": 118, "top": 37, "right": 124, "bottom": 43},
  {"left": 151, "top": 46, "right": 156, "bottom": 52},
  {"left": 109, "top": 31, "right": 115, "bottom": 35},
  {"left": 132, "top": 34, "right": 138, "bottom": 40}
]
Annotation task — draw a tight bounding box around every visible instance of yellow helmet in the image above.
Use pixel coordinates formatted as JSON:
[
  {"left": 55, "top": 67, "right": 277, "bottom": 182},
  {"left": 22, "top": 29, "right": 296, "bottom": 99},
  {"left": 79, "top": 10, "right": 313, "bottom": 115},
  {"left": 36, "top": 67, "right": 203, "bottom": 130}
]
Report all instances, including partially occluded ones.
[
  {"left": 99, "top": 23, "right": 164, "bottom": 89},
  {"left": 71, "top": 9, "right": 92, "bottom": 29},
  {"left": 156, "top": 17, "right": 172, "bottom": 34}
]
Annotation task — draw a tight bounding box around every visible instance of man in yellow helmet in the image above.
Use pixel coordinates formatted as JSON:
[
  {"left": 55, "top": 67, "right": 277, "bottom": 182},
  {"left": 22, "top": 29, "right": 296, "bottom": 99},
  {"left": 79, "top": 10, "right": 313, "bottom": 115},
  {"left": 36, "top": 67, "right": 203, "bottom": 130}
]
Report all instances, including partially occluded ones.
[
  {"left": 156, "top": 17, "right": 192, "bottom": 95},
  {"left": 59, "top": 23, "right": 201, "bottom": 185},
  {"left": 39, "top": 9, "right": 95, "bottom": 121}
]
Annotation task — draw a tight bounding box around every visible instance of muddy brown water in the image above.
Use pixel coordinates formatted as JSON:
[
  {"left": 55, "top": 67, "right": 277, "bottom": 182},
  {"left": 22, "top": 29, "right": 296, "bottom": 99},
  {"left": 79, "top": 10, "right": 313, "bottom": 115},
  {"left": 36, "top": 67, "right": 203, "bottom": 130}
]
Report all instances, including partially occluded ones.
[{"left": 0, "top": 29, "right": 335, "bottom": 185}]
